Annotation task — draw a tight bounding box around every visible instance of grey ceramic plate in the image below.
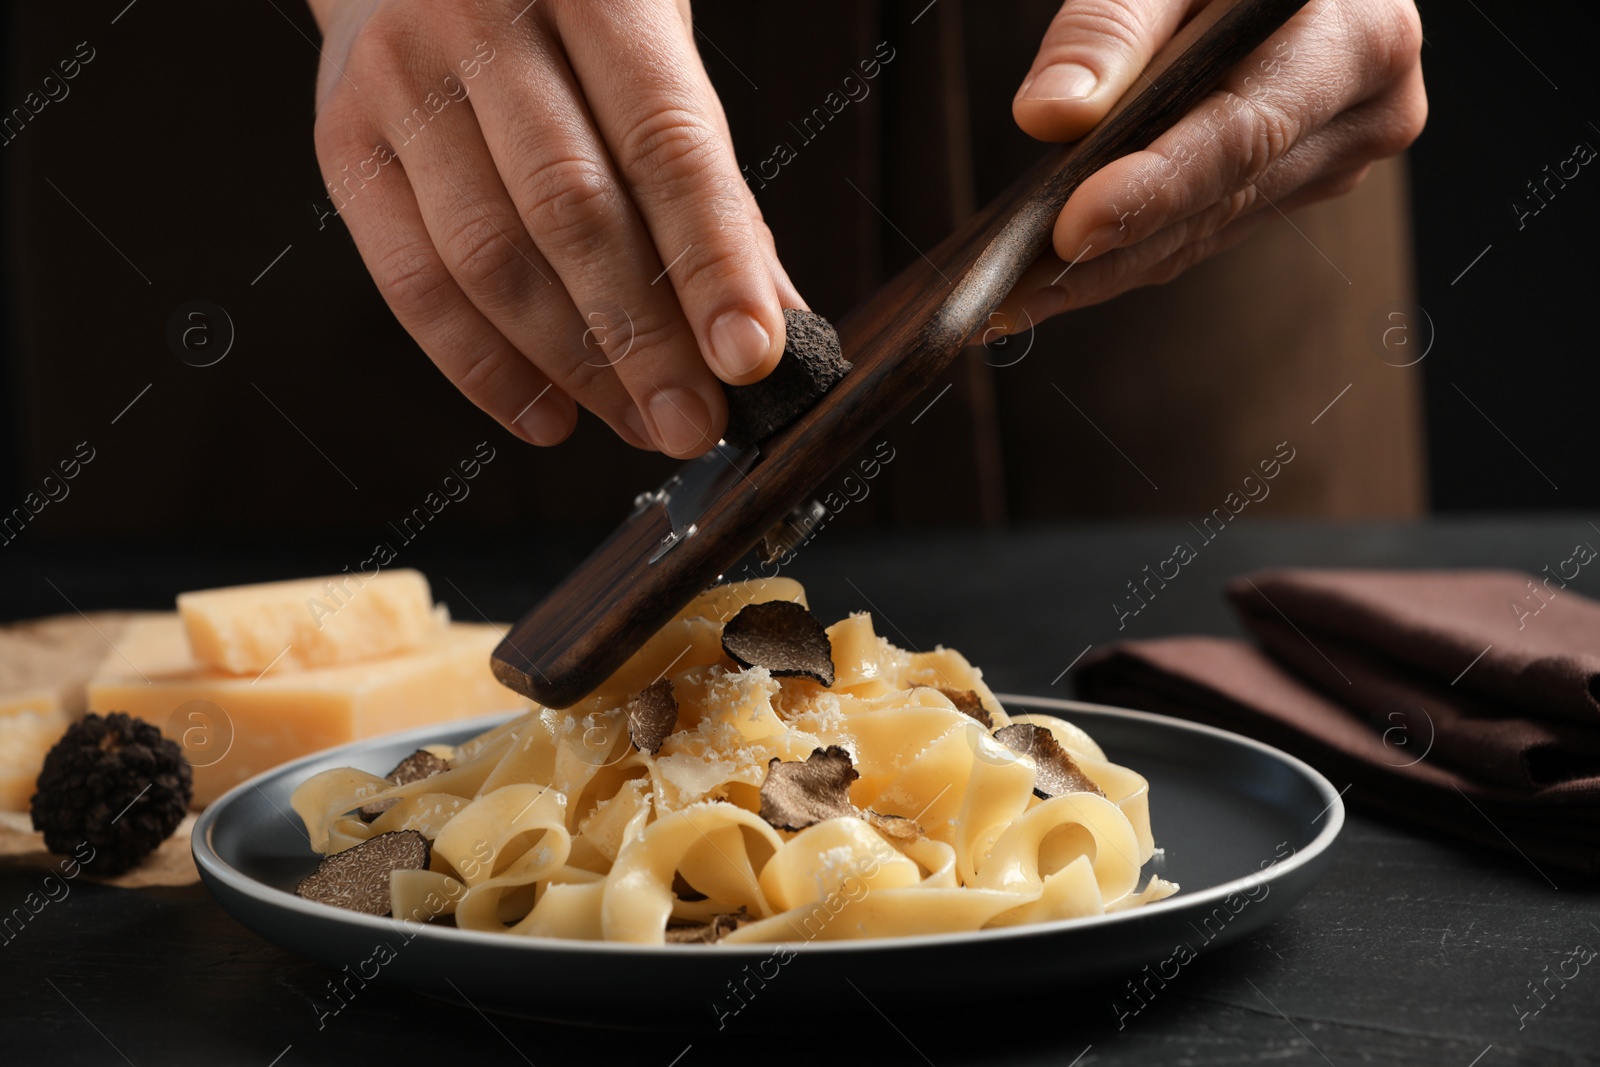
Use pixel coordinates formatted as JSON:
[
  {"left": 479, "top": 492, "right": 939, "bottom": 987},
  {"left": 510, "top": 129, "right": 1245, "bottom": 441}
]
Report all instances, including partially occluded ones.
[{"left": 193, "top": 696, "right": 1343, "bottom": 1029}]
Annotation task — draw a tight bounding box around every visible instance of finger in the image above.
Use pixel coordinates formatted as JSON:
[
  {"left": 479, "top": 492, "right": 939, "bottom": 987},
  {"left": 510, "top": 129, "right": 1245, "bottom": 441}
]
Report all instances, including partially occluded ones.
[
  {"left": 1013, "top": 211, "right": 1271, "bottom": 325},
  {"left": 1014, "top": 0, "right": 1194, "bottom": 142},
  {"left": 993, "top": 146, "right": 1373, "bottom": 334},
  {"left": 1056, "top": 60, "right": 1424, "bottom": 282},
  {"left": 313, "top": 103, "right": 584, "bottom": 447},
  {"left": 700, "top": 76, "right": 809, "bottom": 313},
  {"left": 1012, "top": 154, "right": 1374, "bottom": 325},
  {"left": 473, "top": 24, "right": 728, "bottom": 458},
  {"left": 559, "top": 2, "right": 788, "bottom": 384},
  {"left": 372, "top": 65, "right": 654, "bottom": 449},
  {"left": 1052, "top": 0, "right": 1424, "bottom": 262}
]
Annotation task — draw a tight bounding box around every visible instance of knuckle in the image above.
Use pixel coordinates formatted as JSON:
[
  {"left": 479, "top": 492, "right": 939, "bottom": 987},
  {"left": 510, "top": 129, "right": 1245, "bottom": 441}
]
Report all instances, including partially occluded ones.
[
  {"left": 608, "top": 311, "right": 683, "bottom": 370},
  {"left": 312, "top": 102, "right": 362, "bottom": 165},
  {"left": 1352, "top": 82, "right": 1427, "bottom": 163},
  {"left": 453, "top": 348, "right": 518, "bottom": 404},
  {"left": 1209, "top": 184, "right": 1258, "bottom": 233},
  {"left": 1045, "top": 1, "right": 1149, "bottom": 59},
  {"left": 618, "top": 107, "right": 720, "bottom": 191},
  {"left": 550, "top": 346, "right": 612, "bottom": 399},
  {"left": 344, "top": 10, "right": 427, "bottom": 80},
  {"left": 1121, "top": 148, "right": 1179, "bottom": 231},
  {"left": 576, "top": 308, "right": 635, "bottom": 366},
  {"left": 520, "top": 155, "right": 617, "bottom": 251},
  {"left": 1380, "top": 82, "right": 1429, "bottom": 156},
  {"left": 373, "top": 244, "right": 452, "bottom": 318},
  {"left": 1381, "top": 1, "right": 1425, "bottom": 80},
  {"left": 440, "top": 210, "right": 526, "bottom": 298},
  {"left": 562, "top": 309, "right": 650, "bottom": 396},
  {"left": 578, "top": 310, "right": 693, "bottom": 395},
  {"left": 1343, "top": 0, "right": 1423, "bottom": 91},
  {"left": 1239, "top": 103, "right": 1298, "bottom": 183},
  {"left": 667, "top": 240, "right": 753, "bottom": 298}
]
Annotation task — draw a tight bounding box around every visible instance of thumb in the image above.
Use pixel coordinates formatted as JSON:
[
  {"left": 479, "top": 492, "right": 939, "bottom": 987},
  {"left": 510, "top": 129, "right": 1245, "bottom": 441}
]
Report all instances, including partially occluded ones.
[{"left": 1014, "top": 0, "right": 1192, "bottom": 142}]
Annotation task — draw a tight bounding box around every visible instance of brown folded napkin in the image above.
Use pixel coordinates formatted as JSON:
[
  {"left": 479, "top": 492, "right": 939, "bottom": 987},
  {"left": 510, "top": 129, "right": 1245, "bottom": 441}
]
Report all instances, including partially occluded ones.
[
  {"left": 1230, "top": 568, "right": 1600, "bottom": 725},
  {"left": 1078, "top": 569, "right": 1600, "bottom": 879},
  {"left": 1229, "top": 570, "right": 1600, "bottom": 791}
]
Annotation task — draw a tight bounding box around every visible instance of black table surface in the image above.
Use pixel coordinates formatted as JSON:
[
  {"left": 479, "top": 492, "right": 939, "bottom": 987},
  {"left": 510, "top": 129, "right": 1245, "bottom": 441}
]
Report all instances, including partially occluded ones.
[{"left": 3, "top": 516, "right": 1598, "bottom": 1066}]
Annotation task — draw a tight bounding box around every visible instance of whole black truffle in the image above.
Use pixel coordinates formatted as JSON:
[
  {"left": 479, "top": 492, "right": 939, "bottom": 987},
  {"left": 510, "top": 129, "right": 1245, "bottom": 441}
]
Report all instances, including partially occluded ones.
[
  {"left": 722, "top": 309, "right": 850, "bottom": 446},
  {"left": 30, "top": 712, "right": 193, "bottom": 875}
]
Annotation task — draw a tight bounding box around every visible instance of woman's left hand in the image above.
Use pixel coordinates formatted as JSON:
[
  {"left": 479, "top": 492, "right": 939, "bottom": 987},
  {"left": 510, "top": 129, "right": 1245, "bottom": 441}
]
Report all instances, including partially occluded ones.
[{"left": 994, "top": 0, "right": 1427, "bottom": 331}]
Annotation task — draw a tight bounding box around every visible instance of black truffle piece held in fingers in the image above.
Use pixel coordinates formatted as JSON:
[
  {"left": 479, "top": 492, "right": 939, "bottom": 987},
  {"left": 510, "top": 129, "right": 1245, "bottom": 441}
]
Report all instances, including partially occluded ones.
[
  {"left": 722, "top": 308, "right": 851, "bottom": 447},
  {"left": 30, "top": 712, "right": 193, "bottom": 875}
]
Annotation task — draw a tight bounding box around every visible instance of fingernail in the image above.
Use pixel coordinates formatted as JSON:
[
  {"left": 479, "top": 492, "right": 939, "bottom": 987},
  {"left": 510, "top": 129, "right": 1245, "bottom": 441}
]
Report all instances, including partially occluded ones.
[
  {"left": 1018, "top": 285, "right": 1070, "bottom": 326},
  {"left": 517, "top": 399, "right": 567, "bottom": 446},
  {"left": 648, "top": 387, "right": 712, "bottom": 456},
  {"left": 708, "top": 310, "right": 772, "bottom": 381},
  {"left": 1021, "top": 63, "right": 1097, "bottom": 102}
]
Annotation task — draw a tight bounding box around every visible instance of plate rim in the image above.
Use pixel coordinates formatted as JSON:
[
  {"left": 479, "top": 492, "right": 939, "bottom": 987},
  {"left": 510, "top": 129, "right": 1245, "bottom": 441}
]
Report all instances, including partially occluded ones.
[{"left": 192, "top": 693, "right": 1344, "bottom": 957}]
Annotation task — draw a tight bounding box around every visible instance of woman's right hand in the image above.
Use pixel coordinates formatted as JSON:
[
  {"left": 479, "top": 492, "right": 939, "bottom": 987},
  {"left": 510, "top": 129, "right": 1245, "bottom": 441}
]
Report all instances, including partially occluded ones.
[{"left": 306, "top": 0, "right": 803, "bottom": 457}]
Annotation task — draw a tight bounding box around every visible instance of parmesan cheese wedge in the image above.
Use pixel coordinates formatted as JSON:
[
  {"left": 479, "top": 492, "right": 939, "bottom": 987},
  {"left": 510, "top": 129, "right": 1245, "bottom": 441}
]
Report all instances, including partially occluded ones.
[
  {"left": 177, "top": 570, "right": 444, "bottom": 675},
  {"left": 88, "top": 615, "right": 525, "bottom": 806}
]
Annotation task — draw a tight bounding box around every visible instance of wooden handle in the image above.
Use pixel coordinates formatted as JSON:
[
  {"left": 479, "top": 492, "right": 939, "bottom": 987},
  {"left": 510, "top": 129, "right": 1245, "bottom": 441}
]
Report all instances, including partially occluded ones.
[{"left": 495, "top": 0, "right": 1310, "bottom": 707}]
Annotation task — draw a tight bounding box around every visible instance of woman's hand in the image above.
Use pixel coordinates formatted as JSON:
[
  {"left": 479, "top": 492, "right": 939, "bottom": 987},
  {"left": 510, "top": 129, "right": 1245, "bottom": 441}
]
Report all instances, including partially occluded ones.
[
  {"left": 306, "top": 0, "right": 802, "bottom": 457},
  {"left": 996, "top": 0, "right": 1426, "bottom": 330}
]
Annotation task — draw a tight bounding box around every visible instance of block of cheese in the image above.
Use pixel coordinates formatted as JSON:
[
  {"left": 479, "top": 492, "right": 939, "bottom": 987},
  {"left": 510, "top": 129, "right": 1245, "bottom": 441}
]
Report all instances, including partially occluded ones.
[
  {"left": 0, "top": 612, "right": 152, "bottom": 810},
  {"left": 177, "top": 570, "right": 444, "bottom": 675},
  {"left": 0, "top": 698, "right": 70, "bottom": 811},
  {"left": 87, "top": 615, "right": 525, "bottom": 807}
]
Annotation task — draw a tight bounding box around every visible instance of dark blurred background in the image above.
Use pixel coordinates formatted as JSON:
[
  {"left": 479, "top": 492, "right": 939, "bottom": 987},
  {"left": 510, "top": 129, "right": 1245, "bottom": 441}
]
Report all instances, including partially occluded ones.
[{"left": 1, "top": 0, "right": 1594, "bottom": 576}]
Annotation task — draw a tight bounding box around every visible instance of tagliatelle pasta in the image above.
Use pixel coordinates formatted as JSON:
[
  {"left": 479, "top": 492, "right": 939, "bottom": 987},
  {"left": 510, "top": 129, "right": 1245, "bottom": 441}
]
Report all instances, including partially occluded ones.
[{"left": 290, "top": 578, "right": 1177, "bottom": 943}]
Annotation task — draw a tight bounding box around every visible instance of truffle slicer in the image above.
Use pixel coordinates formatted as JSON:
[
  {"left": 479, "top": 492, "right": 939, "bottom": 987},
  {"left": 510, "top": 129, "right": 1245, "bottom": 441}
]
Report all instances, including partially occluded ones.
[{"left": 493, "top": 0, "right": 1310, "bottom": 708}]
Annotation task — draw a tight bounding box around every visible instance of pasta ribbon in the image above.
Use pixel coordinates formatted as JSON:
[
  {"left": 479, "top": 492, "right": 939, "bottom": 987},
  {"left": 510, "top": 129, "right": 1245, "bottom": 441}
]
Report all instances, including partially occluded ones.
[
  {"left": 291, "top": 579, "right": 1178, "bottom": 942},
  {"left": 602, "top": 802, "right": 784, "bottom": 943}
]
